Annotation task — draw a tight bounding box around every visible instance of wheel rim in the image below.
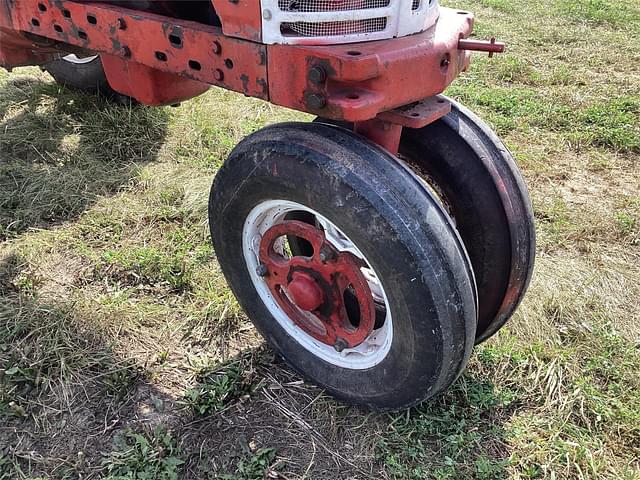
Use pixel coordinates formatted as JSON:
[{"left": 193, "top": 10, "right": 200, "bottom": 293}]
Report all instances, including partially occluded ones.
[
  {"left": 62, "top": 54, "right": 98, "bottom": 64},
  {"left": 242, "top": 200, "right": 393, "bottom": 369}
]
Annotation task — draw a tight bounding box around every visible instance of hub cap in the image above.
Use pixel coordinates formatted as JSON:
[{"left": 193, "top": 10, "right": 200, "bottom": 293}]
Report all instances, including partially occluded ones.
[{"left": 242, "top": 200, "right": 393, "bottom": 369}]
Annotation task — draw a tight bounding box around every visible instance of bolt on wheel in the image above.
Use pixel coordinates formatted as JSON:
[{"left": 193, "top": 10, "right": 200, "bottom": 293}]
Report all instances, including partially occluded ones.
[{"left": 209, "top": 122, "right": 477, "bottom": 410}]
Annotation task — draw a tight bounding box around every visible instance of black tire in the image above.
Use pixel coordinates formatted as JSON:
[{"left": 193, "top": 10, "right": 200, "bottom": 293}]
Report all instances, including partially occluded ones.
[
  {"left": 314, "top": 99, "right": 536, "bottom": 344},
  {"left": 209, "top": 122, "right": 477, "bottom": 410},
  {"left": 43, "top": 54, "right": 120, "bottom": 97},
  {"left": 399, "top": 100, "right": 535, "bottom": 343}
]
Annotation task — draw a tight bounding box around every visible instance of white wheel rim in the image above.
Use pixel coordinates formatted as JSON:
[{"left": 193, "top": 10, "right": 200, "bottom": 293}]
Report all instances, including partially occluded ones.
[
  {"left": 242, "top": 200, "right": 393, "bottom": 370},
  {"left": 62, "top": 54, "right": 98, "bottom": 64}
]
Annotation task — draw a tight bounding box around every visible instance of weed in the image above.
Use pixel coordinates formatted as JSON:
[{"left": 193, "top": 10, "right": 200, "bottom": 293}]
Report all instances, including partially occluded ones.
[
  {"left": 102, "top": 427, "right": 184, "bottom": 479},
  {"left": 220, "top": 448, "right": 279, "bottom": 480},
  {"left": 184, "top": 359, "right": 263, "bottom": 416}
]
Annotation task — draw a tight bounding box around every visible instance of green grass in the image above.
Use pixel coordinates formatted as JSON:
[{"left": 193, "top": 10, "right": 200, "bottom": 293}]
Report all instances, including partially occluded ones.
[{"left": 1, "top": 0, "right": 639, "bottom": 478}]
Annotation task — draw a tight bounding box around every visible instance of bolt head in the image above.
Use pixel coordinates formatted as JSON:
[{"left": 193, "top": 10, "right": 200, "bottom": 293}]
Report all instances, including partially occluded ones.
[
  {"left": 319, "top": 246, "right": 335, "bottom": 263},
  {"left": 262, "top": 9, "right": 272, "bottom": 20},
  {"left": 256, "top": 264, "right": 269, "bottom": 277},
  {"left": 308, "top": 66, "right": 327, "bottom": 84},
  {"left": 306, "top": 93, "right": 326, "bottom": 110}
]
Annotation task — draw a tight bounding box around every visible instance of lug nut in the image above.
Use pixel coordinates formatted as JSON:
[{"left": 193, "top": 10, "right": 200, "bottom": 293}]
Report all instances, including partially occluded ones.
[
  {"left": 256, "top": 264, "right": 269, "bottom": 277},
  {"left": 308, "top": 66, "right": 327, "bottom": 84},
  {"left": 334, "top": 338, "right": 348, "bottom": 352},
  {"left": 306, "top": 92, "right": 326, "bottom": 109},
  {"left": 319, "top": 246, "right": 335, "bottom": 263}
]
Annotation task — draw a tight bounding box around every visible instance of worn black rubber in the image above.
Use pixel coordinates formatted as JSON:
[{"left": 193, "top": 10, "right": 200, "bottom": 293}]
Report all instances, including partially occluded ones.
[
  {"left": 399, "top": 100, "right": 535, "bottom": 343},
  {"left": 43, "top": 55, "right": 114, "bottom": 94},
  {"left": 314, "top": 99, "right": 536, "bottom": 344},
  {"left": 209, "top": 122, "right": 477, "bottom": 411}
]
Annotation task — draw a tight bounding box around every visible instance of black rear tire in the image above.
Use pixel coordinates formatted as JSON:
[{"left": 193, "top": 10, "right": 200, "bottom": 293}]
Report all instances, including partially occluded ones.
[
  {"left": 208, "top": 122, "right": 477, "bottom": 411},
  {"left": 44, "top": 55, "right": 112, "bottom": 93}
]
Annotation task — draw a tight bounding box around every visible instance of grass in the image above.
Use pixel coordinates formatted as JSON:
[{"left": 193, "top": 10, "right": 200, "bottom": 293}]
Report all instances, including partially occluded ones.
[{"left": 1, "top": 0, "right": 639, "bottom": 477}]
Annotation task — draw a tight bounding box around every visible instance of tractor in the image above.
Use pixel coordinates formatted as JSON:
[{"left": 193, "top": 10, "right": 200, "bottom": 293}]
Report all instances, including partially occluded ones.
[{"left": 0, "top": 0, "right": 535, "bottom": 410}]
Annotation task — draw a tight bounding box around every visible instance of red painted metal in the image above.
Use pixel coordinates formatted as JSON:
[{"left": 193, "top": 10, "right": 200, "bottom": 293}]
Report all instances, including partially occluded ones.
[
  {"left": 378, "top": 95, "right": 452, "bottom": 129},
  {"left": 0, "top": 2, "right": 506, "bottom": 128},
  {"left": 2, "top": 0, "right": 268, "bottom": 99},
  {"left": 268, "top": 8, "right": 474, "bottom": 121},
  {"left": 287, "top": 271, "right": 325, "bottom": 312},
  {"left": 0, "top": 1, "right": 480, "bottom": 123},
  {"left": 458, "top": 37, "right": 505, "bottom": 58},
  {"left": 210, "top": 0, "right": 262, "bottom": 42},
  {"left": 0, "top": 27, "right": 56, "bottom": 67},
  {"left": 100, "top": 54, "right": 210, "bottom": 105},
  {"left": 354, "top": 119, "right": 403, "bottom": 155},
  {"left": 258, "top": 221, "right": 375, "bottom": 349}
]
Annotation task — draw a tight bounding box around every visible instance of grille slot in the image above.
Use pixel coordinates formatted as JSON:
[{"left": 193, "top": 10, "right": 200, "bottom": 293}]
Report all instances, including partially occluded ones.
[
  {"left": 278, "top": 1, "right": 390, "bottom": 12},
  {"left": 281, "top": 17, "right": 387, "bottom": 37}
]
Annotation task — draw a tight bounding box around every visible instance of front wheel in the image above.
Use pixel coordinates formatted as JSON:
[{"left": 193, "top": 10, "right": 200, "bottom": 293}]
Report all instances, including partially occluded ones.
[{"left": 208, "top": 122, "right": 477, "bottom": 410}]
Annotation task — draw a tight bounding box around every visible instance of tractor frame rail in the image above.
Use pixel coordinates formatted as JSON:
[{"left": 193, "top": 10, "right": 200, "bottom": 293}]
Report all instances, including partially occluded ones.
[{"left": 0, "top": 1, "right": 488, "bottom": 125}]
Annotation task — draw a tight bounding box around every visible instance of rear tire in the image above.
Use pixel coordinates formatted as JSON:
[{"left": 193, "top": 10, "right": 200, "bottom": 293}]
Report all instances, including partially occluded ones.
[
  {"left": 43, "top": 54, "right": 130, "bottom": 102},
  {"left": 208, "top": 122, "right": 477, "bottom": 411}
]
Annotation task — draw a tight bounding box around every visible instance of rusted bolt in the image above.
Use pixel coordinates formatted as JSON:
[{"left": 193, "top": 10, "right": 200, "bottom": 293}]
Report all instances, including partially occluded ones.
[
  {"left": 256, "top": 264, "right": 269, "bottom": 277},
  {"left": 440, "top": 55, "right": 450, "bottom": 70},
  {"left": 319, "top": 246, "right": 335, "bottom": 263},
  {"left": 308, "top": 66, "right": 327, "bottom": 84},
  {"left": 333, "top": 338, "right": 348, "bottom": 353},
  {"left": 214, "top": 69, "right": 224, "bottom": 81},
  {"left": 257, "top": 78, "right": 268, "bottom": 94},
  {"left": 117, "top": 17, "right": 126, "bottom": 30},
  {"left": 306, "top": 93, "right": 326, "bottom": 109},
  {"left": 212, "top": 40, "right": 221, "bottom": 55}
]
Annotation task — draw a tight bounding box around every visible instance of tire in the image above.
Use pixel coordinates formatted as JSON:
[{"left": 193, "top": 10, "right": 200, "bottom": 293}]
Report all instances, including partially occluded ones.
[
  {"left": 399, "top": 100, "right": 535, "bottom": 343},
  {"left": 43, "top": 54, "right": 120, "bottom": 97},
  {"left": 314, "top": 99, "right": 536, "bottom": 344},
  {"left": 209, "top": 122, "right": 477, "bottom": 410}
]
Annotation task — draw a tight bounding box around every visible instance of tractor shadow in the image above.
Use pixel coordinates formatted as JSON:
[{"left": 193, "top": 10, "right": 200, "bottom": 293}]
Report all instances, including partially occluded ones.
[
  {"left": 178, "top": 348, "right": 514, "bottom": 479},
  {"left": 0, "top": 73, "right": 169, "bottom": 240},
  {"left": 0, "top": 253, "right": 182, "bottom": 478}
]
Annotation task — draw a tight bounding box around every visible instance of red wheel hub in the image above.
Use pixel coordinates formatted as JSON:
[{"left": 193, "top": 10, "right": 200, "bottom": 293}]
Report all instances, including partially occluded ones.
[{"left": 258, "top": 220, "right": 376, "bottom": 350}]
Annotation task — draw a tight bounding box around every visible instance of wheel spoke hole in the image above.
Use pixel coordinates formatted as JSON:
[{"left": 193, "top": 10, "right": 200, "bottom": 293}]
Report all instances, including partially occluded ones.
[{"left": 343, "top": 287, "right": 361, "bottom": 329}]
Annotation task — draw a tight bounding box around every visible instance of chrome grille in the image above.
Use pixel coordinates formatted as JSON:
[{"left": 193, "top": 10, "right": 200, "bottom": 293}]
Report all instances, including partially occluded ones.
[{"left": 281, "top": 17, "right": 387, "bottom": 37}]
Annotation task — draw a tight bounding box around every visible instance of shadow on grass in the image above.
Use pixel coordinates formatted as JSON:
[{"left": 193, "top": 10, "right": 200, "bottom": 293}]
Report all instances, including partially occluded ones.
[
  {"left": 0, "top": 75, "right": 169, "bottom": 240},
  {"left": 177, "top": 348, "right": 514, "bottom": 480},
  {"left": 0, "top": 253, "right": 179, "bottom": 478}
]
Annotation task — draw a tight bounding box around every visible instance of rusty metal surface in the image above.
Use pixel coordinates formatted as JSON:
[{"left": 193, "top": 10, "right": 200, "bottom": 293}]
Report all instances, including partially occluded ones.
[
  {"left": 258, "top": 221, "right": 375, "bottom": 350},
  {"left": 378, "top": 95, "right": 452, "bottom": 128},
  {"left": 6, "top": 0, "right": 268, "bottom": 99},
  {"left": 458, "top": 37, "right": 505, "bottom": 57}
]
